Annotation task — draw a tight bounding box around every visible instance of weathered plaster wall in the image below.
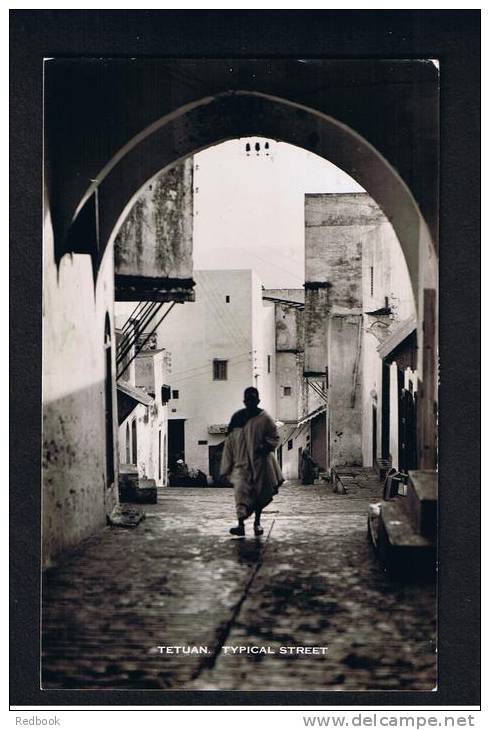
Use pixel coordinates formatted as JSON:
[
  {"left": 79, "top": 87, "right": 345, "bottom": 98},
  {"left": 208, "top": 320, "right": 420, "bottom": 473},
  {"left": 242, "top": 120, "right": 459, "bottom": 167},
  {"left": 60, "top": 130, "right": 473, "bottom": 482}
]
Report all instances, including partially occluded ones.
[
  {"left": 305, "top": 193, "right": 417, "bottom": 469},
  {"left": 117, "top": 349, "right": 169, "bottom": 485},
  {"left": 42, "top": 204, "right": 118, "bottom": 568},
  {"left": 118, "top": 401, "right": 168, "bottom": 486},
  {"left": 304, "top": 288, "right": 329, "bottom": 375},
  {"left": 251, "top": 272, "right": 276, "bottom": 418},
  {"left": 275, "top": 304, "right": 301, "bottom": 353},
  {"left": 114, "top": 158, "right": 194, "bottom": 281},
  {"left": 276, "top": 352, "right": 302, "bottom": 423},
  {"left": 279, "top": 425, "right": 310, "bottom": 482},
  {"left": 361, "top": 217, "right": 416, "bottom": 466},
  {"left": 328, "top": 315, "right": 364, "bottom": 466},
  {"left": 361, "top": 330, "right": 384, "bottom": 467},
  {"left": 134, "top": 351, "right": 158, "bottom": 395}
]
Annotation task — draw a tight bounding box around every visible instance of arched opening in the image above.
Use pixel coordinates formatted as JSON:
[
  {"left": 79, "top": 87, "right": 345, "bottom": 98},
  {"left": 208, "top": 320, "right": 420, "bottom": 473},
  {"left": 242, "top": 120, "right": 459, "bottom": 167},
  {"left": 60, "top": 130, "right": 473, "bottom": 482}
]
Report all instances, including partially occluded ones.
[
  {"left": 113, "top": 136, "right": 419, "bottom": 483},
  {"left": 69, "top": 91, "right": 437, "bottom": 312}
]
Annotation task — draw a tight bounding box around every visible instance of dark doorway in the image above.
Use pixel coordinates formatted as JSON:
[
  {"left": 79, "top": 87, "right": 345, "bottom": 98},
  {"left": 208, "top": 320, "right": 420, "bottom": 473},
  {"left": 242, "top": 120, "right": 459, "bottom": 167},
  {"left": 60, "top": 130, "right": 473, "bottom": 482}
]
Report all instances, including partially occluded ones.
[
  {"left": 208, "top": 442, "right": 225, "bottom": 485},
  {"left": 372, "top": 405, "right": 378, "bottom": 466},
  {"left": 381, "top": 361, "right": 391, "bottom": 460},
  {"left": 131, "top": 418, "right": 137, "bottom": 466},
  {"left": 311, "top": 412, "right": 326, "bottom": 470},
  {"left": 399, "top": 383, "right": 417, "bottom": 473},
  {"left": 104, "top": 316, "right": 115, "bottom": 488},
  {"left": 168, "top": 419, "right": 185, "bottom": 472}
]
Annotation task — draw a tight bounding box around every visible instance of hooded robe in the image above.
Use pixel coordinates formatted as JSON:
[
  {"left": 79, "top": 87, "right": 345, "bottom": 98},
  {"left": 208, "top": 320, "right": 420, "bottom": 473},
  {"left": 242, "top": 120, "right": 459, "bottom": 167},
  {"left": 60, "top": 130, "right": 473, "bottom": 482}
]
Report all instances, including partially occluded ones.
[{"left": 220, "top": 408, "right": 284, "bottom": 520}]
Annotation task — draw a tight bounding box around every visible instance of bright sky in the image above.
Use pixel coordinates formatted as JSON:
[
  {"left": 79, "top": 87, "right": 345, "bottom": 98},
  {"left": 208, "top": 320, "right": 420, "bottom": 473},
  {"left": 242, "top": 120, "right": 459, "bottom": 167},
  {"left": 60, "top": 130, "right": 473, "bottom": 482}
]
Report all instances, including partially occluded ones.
[{"left": 193, "top": 138, "right": 364, "bottom": 288}]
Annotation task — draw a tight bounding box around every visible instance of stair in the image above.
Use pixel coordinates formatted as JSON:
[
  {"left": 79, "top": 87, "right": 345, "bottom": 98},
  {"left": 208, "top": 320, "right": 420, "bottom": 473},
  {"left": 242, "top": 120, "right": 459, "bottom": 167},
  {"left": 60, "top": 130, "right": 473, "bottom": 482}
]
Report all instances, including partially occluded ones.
[
  {"left": 370, "top": 469, "right": 437, "bottom": 580},
  {"left": 314, "top": 470, "right": 330, "bottom": 485}
]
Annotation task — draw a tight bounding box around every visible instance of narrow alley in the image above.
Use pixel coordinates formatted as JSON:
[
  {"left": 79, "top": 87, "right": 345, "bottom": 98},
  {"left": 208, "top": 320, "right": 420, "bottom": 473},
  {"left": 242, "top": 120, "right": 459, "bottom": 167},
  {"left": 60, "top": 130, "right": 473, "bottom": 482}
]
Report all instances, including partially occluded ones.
[{"left": 42, "top": 474, "right": 436, "bottom": 691}]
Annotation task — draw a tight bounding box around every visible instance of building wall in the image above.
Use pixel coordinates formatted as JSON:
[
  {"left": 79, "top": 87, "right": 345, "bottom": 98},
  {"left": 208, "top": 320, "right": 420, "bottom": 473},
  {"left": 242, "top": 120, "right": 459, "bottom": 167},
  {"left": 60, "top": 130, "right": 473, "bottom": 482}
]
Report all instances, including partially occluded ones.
[
  {"left": 304, "top": 287, "right": 329, "bottom": 375},
  {"left": 304, "top": 193, "right": 416, "bottom": 470},
  {"left": 276, "top": 352, "right": 302, "bottom": 423},
  {"left": 114, "top": 159, "right": 194, "bottom": 282},
  {"left": 117, "top": 349, "right": 169, "bottom": 486},
  {"left": 143, "top": 270, "right": 267, "bottom": 477},
  {"left": 279, "top": 424, "right": 310, "bottom": 482},
  {"left": 328, "top": 315, "right": 363, "bottom": 466},
  {"left": 42, "top": 203, "right": 118, "bottom": 568},
  {"left": 118, "top": 397, "right": 168, "bottom": 486},
  {"left": 251, "top": 272, "right": 276, "bottom": 417},
  {"left": 360, "top": 219, "right": 416, "bottom": 467}
]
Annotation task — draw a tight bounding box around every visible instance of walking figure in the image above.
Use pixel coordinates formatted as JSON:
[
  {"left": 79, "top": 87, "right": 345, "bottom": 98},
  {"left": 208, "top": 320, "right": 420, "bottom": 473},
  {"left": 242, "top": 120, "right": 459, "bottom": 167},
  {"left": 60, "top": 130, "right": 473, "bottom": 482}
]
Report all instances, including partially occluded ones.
[{"left": 220, "top": 387, "right": 284, "bottom": 537}]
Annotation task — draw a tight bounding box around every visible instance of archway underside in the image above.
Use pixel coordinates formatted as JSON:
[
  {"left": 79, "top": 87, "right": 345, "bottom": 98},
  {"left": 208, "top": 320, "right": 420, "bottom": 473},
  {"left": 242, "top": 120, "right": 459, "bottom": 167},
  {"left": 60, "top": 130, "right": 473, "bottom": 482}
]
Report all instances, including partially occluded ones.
[{"left": 67, "top": 91, "right": 437, "bottom": 305}]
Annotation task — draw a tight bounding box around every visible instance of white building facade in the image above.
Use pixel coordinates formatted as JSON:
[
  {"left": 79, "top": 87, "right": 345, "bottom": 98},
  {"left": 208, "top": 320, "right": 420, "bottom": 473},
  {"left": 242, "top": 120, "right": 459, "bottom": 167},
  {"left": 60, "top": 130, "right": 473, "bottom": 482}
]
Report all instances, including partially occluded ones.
[
  {"left": 152, "top": 269, "right": 276, "bottom": 482},
  {"left": 304, "top": 192, "right": 417, "bottom": 474}
]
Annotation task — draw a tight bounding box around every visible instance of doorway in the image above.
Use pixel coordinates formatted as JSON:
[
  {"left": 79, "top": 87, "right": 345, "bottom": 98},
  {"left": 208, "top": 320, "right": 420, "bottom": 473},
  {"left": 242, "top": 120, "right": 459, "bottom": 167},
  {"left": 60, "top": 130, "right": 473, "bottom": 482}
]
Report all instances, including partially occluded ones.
[
  {"left": 168, "top": 419, "right": 185, "bottom": 472},
  {"left": 208, "top": 442, "right": 225, "bottom": 485},
  {"left": 399, "top": 381, "right": 417, "bottom": 473},
  {"left": 372, "top": 405, "right": 378, "bottom": 466},
  {"left": 311, "top": 412, "right": 327, "bottom": 470}
]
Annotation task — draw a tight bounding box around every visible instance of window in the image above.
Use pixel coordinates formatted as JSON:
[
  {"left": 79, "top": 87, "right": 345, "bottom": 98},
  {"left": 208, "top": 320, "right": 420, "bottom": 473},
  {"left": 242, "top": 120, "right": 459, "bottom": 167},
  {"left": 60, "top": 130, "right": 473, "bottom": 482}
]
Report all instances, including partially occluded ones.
[
  {"left": 287, "top": 439, "right": 293, "bottom": 451},
  {"left": 172, "top": 389, "right": 179, "bottom": 399},
  {"left": 283, "top": 386, "right": 292, "bottom": 396},
  {"left": 267, "top": 355, "right": 271, "bottom": 374},
  {"left": 370, "top": 266, "right": 374, "bottom": 297},
  {"left": 225, "top": 295, "right": 230, "bottom": 303},
  {"left": 213, "top": 359, "right": 228, "bottom": 380},
  {"left": 198, "top": 440, "right": 208, "bottom": 445}
]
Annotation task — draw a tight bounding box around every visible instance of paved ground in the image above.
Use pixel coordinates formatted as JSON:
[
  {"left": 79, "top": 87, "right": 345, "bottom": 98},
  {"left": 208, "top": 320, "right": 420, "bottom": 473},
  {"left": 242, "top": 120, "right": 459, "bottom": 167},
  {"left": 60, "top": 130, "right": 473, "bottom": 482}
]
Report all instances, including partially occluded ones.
[{"left": 42, "top": 470, "right": 436, "bottom": 691}]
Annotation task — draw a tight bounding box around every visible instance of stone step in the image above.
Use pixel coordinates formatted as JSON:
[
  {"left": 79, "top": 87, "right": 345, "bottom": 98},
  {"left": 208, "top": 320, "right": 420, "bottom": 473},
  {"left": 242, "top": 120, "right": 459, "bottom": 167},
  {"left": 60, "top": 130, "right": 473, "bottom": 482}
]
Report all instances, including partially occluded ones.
[
  {"left": 377, "top": 500, "right": 436, "bottom": 580},
  {"left": 404, "top": 470, "right": 438, "bottom": 539}
]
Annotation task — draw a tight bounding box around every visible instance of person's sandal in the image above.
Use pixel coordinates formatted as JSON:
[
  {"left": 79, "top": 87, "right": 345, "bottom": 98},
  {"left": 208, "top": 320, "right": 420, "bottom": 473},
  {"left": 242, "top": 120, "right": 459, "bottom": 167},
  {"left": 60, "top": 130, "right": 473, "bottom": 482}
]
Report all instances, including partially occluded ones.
[
  {"left": 229, "top": 525, "right": 245, "bottom": 536},
  {"left": 254, "top": 524, "right": 264, "bottom": 536}
]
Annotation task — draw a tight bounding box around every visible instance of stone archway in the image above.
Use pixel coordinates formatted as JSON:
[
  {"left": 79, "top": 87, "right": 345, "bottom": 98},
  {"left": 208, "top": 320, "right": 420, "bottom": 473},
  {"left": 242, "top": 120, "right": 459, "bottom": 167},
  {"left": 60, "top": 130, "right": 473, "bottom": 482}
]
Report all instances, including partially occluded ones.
[{"left": 69, "top": 91, "right": 436, "bottom": 308}]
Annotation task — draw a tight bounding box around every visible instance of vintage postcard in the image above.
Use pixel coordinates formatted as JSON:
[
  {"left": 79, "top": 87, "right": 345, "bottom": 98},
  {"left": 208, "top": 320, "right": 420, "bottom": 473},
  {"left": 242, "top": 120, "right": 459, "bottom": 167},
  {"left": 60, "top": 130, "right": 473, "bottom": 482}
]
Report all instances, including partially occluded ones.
[{"left": 39, "top": 56, "right": 441, "bottom": 693}]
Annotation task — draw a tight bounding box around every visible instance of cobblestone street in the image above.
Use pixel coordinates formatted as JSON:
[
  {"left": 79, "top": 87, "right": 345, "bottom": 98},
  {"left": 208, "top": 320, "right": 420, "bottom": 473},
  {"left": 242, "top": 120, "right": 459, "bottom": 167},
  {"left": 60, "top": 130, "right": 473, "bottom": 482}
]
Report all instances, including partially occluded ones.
[{"left": 42, "top": 473, "right": 436, "bottom": 691}]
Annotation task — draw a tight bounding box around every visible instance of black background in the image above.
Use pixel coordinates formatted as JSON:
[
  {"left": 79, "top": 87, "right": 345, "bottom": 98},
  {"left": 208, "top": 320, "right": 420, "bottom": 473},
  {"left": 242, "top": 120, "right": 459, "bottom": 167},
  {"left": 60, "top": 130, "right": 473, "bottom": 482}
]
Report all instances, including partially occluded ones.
[{"left": 10, "top": 9, "right": 480, "bottom": 707}]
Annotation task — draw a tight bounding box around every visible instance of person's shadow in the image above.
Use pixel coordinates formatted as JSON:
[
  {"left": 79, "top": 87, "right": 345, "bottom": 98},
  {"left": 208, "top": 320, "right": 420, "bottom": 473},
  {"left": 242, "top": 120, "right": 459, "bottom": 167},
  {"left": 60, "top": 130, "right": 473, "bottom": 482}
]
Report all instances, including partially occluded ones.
[{"left": 232, "top": 536, "right": 264, "bottom": 567}]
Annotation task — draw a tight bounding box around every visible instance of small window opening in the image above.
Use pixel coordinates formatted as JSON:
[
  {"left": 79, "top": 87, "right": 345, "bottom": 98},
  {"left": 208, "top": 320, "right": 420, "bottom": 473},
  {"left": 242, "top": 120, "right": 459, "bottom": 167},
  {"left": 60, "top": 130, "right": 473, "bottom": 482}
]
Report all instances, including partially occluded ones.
[
  {"left": 255, "top": 142, "right": 260, "bottom": 152},
  {"left": 370, "top": 266, "right": 374, "bottom": 297},
  {"left": 213, "top": 359, "right": 228, "bottom": 381},
  {"left": 287, "top": 439, "right": 293, "bottom": 451},
  {"left": 283, "top": 386, "right": 292, "bottom": 396},
  {"left": 245, "top": 143, "right": 251, "bottom": 153},
  {"left": 225, "top": 295, "right": 230, "bottom": 303},
  {"left": 267, "top": 355, "right": 271, "bottom": 374},
  {"left": 172, "top": 389, "right": 179, "bottom": 399}
]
